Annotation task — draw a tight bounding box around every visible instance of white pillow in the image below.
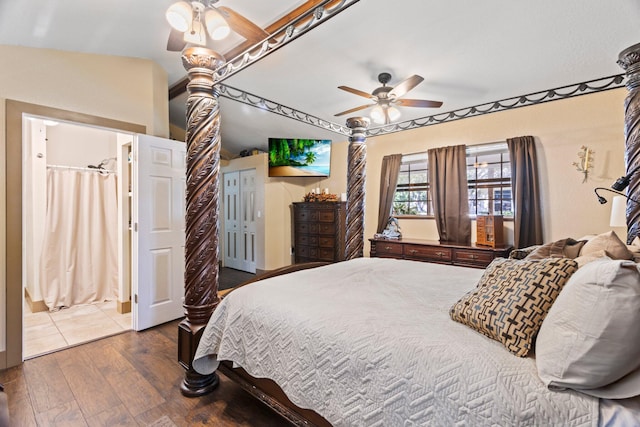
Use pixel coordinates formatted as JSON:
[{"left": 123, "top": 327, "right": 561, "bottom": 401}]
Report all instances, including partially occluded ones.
[{"left": 536, "top": 259, "right": 640, "bottom": 398}]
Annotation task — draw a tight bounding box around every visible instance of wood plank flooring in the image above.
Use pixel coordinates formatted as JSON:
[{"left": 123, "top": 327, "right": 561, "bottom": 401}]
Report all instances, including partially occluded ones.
[{"left": 0, "top": 320, "right": 290, "bottom": 426}]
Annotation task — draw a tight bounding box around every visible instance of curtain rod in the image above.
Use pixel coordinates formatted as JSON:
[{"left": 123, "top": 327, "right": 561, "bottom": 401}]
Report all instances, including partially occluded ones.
[{"left": 46, "top": 164, "right": 116, "bottom": 174}]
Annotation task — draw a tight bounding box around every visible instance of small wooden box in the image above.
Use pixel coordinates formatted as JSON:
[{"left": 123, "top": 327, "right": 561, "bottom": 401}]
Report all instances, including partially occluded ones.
[{"left": 476, "top": 215, "right": 504, "bottom": 248}]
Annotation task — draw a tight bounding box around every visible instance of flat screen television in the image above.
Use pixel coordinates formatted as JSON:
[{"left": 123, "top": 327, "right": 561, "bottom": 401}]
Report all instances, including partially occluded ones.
[{"left": 268, "top": 138, "right": 331, "bottom": 177}]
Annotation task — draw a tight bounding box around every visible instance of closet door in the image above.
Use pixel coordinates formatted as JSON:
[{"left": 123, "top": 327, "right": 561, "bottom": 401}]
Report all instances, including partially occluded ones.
[
  {"left": 240, "top": 169, "right": 257, "bottom": 273},
  {"left": 132, "top": 134, "right": 186, "bottom": 331},
  {"left": 224, "top": 171, "right": 241, "bottom": 270}
]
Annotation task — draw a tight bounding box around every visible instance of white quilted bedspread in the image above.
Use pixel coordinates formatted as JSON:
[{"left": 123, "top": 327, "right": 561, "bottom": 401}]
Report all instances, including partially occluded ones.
[{"left": 193, "top": 257, "right": 598, "bottom": 426}]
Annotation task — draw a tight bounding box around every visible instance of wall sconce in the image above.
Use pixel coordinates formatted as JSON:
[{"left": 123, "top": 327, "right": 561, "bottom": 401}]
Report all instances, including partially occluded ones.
[
  {"left": 594, "top": 162, "right": 640, "bottom": 205},
  {"left": 572, "top": 146, "right": 594, "bottom": 183}
]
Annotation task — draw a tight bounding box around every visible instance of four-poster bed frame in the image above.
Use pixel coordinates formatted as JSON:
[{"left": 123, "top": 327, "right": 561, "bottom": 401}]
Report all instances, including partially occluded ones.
[{"left": 175, "top": 0, "right": 640, "bottom": 419}]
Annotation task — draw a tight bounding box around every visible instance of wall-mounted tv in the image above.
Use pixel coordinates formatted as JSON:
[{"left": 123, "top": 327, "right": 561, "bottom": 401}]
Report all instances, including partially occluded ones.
[{"left": 268, "top": 138, "right": 332, "bottom": 177}]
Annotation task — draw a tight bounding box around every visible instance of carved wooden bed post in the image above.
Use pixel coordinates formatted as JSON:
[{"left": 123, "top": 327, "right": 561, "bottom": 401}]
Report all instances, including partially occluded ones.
[
  {"left": 345, "top": 117, "right": 370, "bottom": 259},
  {"left": 178, "top": 47, "right": 226, "bottom": 397},
  {"left": 618, "top": 42, "right": 640, "bottom": 244}
]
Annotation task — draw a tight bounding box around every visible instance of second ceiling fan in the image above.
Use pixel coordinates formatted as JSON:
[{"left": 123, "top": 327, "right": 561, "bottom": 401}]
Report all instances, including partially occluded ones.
[{"left": 335, "top": 73, "right": 443, "bottom": 125}]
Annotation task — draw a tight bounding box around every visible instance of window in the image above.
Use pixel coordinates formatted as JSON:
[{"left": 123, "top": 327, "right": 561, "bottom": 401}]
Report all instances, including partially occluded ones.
[
  {"left": 391, "top": 143, "right": 513, "bottom": 219},
  {"left": 467, "top": 143, "right": 513, "bottom": 218},
  {"left": 392, "top": 152, "right": 432, "bottom": 216}
]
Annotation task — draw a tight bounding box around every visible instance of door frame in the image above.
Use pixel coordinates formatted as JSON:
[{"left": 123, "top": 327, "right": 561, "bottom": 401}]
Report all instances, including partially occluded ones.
[{"left": 4, "top": 99, "right": 145, "bottom": 368}]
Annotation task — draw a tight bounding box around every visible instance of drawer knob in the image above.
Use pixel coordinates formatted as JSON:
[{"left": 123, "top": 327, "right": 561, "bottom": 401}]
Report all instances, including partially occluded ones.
[
  {"left": 384, "top": 246, "right": 392, "bottom": 250},
  {"left": 436, "top": 251, "right": 445, "bottom": 257},
  {"left": 409, "top": 249, "right": 418, "bottom": 254},
  {"left": 470, "top": 254, "right": 478, "bottom": 259}
]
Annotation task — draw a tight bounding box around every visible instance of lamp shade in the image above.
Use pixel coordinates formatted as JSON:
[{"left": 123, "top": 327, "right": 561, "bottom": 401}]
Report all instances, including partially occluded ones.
[
  {"left": 205, "top": 8, "right": 230, "bottom": 40},
  {"left": 610, "top": 195, "right": 627, "bottom": 227},
  {"left": 166, "top": 1, "right": 192, "bottom": 32}
]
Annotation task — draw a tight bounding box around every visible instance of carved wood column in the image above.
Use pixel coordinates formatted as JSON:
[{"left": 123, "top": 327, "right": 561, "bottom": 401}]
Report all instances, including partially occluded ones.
[
  {"left": 618, "top": 42, "right": 640, "bottom": 244},
  {"left": 178, "top": 47, "right": 225, "bottom": 397},
  {"left": 344, "top": 117, "right": 370, "bottom": 259}
]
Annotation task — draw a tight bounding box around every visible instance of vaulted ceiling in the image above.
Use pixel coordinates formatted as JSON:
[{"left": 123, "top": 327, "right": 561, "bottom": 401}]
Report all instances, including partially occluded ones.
[{"left": 1, "top": 0, "right": 639, "bottom": 154}]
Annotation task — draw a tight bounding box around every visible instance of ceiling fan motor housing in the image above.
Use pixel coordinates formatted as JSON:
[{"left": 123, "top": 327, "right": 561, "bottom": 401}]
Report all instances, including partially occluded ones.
[{"left": 378, "top": 72, "right": 392, "bottom": 85}]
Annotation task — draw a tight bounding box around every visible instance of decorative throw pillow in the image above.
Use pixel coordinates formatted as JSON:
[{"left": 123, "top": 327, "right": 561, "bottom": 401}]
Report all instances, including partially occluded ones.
[
  {"left": 536, "top": 259, "right": 640, "bottom": 398},
  {"left": 524, "top": 238, "right": 586, "bottom": 260},
  {"left": 508, "top": 245, "right": 540, "bottom": 260},
  {"left": 580, "top": 230, "right": 633, "bottom": 260},
  {"left": 449, "top": 257, "right": 578, "bottom": 357}
]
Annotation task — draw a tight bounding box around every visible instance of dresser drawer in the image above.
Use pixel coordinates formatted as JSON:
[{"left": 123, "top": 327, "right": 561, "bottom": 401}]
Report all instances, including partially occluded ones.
[
  {"left": 317, "top": 223, "right": 336, "bottom": 235},
  {"left": 375, "top": 241, "right": 404, "bottom": 256},
  {"left": 453, "top": 249, "right": 494, "bottom": 267},
  {"left": 318, "top": 210, "right": 336, "bottom": 222},
  {"left": 295, "top": 209, "right": 318, "bottom": 222},
  {"left": 296, "top": 223, "right": 319, "bottom": 234},
  {"left": 404, "top": 244, "right": 452, "bottom": 262},
  {"left": 296, "top": 234, "right": 318, "bottom": 247},
  {"left": 318, "top": 236, "right": 335, "bottom": 248},
  {"left": 317, "top": 247, "right": 336, "bottom": 261}
]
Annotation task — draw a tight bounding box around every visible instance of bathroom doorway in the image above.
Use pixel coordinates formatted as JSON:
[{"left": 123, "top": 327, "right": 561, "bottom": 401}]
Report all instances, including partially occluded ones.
[{"left": 22, "top": 117, "right": 132, "bottom": 358}]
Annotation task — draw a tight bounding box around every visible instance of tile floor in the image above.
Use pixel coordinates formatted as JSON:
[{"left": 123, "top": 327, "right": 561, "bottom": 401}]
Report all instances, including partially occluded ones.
[{"left": 23, "top": 300, "right": 131, "bottom": 360}]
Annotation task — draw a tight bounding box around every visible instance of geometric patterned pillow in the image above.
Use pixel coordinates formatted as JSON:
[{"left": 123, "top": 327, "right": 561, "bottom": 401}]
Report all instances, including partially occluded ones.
[{"left": 449, "top": 257, "right": 578, "bottom": 357}]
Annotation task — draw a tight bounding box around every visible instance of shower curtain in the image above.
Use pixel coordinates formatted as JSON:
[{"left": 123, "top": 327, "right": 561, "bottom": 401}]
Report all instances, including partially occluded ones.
[{"left": 39, "top": 168, "right": 118, "bottom": 310}]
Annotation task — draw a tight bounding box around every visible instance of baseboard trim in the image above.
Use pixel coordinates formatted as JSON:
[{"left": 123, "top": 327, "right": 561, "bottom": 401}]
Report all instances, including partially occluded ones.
[
  {"left": 117, "top": 300, "right": 131, "bottom": 314},
  {"left": 24, "top": 289, "right": 48, "bottom": 313}
]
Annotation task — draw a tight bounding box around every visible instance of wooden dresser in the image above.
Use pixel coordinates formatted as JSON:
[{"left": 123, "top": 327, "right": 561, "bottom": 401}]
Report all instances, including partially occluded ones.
[
  {"left": 293, "top": 202, "right": 346, "bottom": 263},
  {"left": 369, "top": 238, "right": 512, "bottom": 269}
]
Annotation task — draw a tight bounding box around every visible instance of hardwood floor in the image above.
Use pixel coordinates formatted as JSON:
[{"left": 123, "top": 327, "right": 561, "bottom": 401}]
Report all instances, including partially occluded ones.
[{"left": 0, "top": 320, "right": 291, "bottom": 426}]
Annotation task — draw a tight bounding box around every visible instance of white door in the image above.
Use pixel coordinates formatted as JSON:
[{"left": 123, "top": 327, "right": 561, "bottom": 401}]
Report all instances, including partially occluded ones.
[
  {"left": 240, "top": 169, "right": 257, "bottom": 273},
  {"left": 132, "top": 134, "right": 186, "bottom": 331},
  {"left": 224, "top": 171, "right": 241, "bottom": 270}
]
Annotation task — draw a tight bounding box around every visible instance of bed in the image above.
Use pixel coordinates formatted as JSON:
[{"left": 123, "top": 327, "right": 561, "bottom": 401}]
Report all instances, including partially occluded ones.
[{"left": 192, "top": 253, "right": 640, "bottom": 426}]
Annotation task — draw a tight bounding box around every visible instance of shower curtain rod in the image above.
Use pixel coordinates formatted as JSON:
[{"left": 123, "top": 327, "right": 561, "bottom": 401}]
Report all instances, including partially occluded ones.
[{"left": 46, "top": 164, "right": 116, "bottom": 174}]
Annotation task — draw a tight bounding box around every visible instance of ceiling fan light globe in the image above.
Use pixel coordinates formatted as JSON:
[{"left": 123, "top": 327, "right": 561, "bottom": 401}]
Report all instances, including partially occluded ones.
[
  {"left": 370, "top": 106, "right": 385, "bottom": 124},
  {"left": 205, "top": 8, "right": 230, "bottom": 40},
  {"left": 166, "top": 1, "right": 192, "bottom": 32},
  {"left": 388, "top": 106, "right": 401, "bottom": 121}
]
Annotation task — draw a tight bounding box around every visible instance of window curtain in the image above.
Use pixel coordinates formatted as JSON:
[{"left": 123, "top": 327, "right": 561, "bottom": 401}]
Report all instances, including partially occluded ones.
[
  {"left": 39, "top": 169, "right": 119, "bottom": 310},
  {"left": 377, "top": 154, "right": 403, "bottom": 233},
  {"left": 428, "top": 145, "right": 471, "bottom": 243},
  {"left": 507, "top": 136, "right": 543, "bottom": 248}
]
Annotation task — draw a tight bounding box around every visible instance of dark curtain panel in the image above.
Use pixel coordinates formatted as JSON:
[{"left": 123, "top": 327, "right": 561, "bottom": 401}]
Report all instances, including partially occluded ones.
[
  {"left": 428, "top": 145, "right": 471, "bottom": 243},
  {"left": 377, "top": 154, "right": 403, "bottom": 233},
  {"left": 507, "top": 135, "right": 543, "bottom": 248}
]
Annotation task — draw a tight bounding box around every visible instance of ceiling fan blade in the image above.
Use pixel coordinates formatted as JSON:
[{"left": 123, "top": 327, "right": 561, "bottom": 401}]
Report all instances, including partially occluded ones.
[
  {"left": 334, "top": 104, "right": 374, "bottom": 117},
  {"left": 395, "top": 99, "right": 443, "bottom": 108},
  {"left": 167, "top": 28, "right": 187, "bottom": 52},
  {"left": 338, "top": 86, "right": 376, "bottom": 100},
  {"left": 218, "top": 6, "right": 270, "bottom": 44},
  {"left": 389, "top": 75, "right": 424, "bottom": 98}
]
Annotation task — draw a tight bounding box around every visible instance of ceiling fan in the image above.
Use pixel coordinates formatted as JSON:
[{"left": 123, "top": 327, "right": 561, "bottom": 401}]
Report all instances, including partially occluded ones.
[
  {"left": 166, "top": 0, "right": 270, "bottom": 52},
  {"left": 335, "top": 73, "right": 443, "bottom": 125}
]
